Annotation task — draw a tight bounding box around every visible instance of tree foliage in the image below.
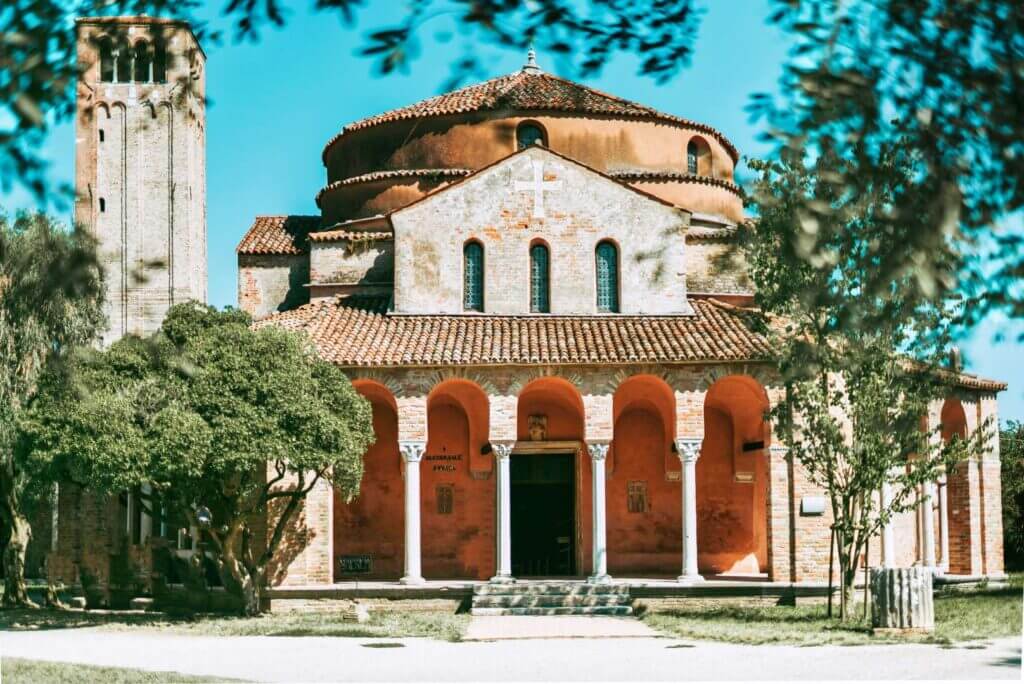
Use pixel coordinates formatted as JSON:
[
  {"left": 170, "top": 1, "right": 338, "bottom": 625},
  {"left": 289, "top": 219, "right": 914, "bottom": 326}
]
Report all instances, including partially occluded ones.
[
  {"left": 3, "top": 0, "right": 700, "bottom": 204},
  {"left": 20, "top": 303, "right": 374, "bottom": 614},
  {"left": 0, "top": 210, "right": 105, "bottom": 607},
  {"left": 1000, "top": 421, "right": 1024, "bottom": 570},
  {"left": 743, "top": 145, "right": 983, "bottom": 618},
  {"left": 753, "top": 0, "right": 1024, "bottom": 331}
]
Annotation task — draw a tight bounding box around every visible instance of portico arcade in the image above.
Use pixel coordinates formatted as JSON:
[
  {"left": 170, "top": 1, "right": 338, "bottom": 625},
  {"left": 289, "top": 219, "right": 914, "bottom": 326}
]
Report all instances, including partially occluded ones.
[{"left": 328, "top": 365, "right": 782, "bottom": 585}]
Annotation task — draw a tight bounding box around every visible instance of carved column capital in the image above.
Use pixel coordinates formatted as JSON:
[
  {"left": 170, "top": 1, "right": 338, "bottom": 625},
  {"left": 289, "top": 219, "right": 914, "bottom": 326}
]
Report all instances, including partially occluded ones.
[
  {"left": 399, "top": 440, "right": 426, "bottom": 463},
  {"left": 587, "top": 442, "right": 610, "bottom": 462},
  {"left": 675, "top": 438, "right": 702, "bottom": 464},
  {"left": 491, "top": 441, "right": 514, "bottom": 461}
]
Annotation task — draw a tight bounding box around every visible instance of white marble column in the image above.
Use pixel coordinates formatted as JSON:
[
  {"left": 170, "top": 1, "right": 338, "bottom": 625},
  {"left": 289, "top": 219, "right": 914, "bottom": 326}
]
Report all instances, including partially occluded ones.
[
  {"left": 937, "top": 474, "right": 949, "bottom": 573},
  {"left": 880, "top": 480, "right": 896, "bottom": 568},
  {"left": 491, "top": 442, "right": 515, "bottom": 583},
  {"left": 399, "top": 440, "right": 426, "bottom": 585},
  {"left": 588, "top": 442, "right": 611, "bottom": 584},
  {"left": 921, "top": 480, "right": 937, "bottom": 570},
  {"left": 676, "top": 438, "right": 704, "bottom": 583}
]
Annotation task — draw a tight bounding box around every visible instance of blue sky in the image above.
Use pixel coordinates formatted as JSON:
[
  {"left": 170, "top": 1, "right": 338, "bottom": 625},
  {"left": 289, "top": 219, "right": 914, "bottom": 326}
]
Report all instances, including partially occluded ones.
[{"left": 4, "top": 1, "right": 1022, "bottom": 422}]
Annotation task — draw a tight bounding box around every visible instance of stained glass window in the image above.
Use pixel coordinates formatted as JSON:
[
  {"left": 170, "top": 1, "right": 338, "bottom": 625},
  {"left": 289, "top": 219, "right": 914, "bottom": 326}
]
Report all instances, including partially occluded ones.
[
  {"left": 463, "top": 241, "right": 484, "bottom": 311},
  {"left": 596, "top": 241, "right": 619, "bottom": 313},
  {"left": 530, "top": 243, "right": 550, "bottom": 313},
  {"left": 687, "top": 140, "right": 698, "bottom": 175},
  {"left": 517, "top": 123, "right": 546, "bottom": 150}
]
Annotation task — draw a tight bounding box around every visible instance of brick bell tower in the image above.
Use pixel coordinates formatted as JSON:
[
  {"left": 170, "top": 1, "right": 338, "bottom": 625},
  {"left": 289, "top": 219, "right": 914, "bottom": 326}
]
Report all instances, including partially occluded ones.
[{"left": 74, "top": 16, "right": 207, "bottom": 346}]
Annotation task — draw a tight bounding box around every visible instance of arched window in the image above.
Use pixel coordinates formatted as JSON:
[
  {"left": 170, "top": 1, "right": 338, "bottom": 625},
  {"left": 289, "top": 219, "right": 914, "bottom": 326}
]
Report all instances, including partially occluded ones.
[
  {"left": 530, "top": 242, "right": 550, "bottom": 313},
  {"left": 463, "top": 241, "right": 484, "bottom": 312},
  {"left": 114, "top": 45, "right": 130, "bottom": 83},
  {"left": 595, "top": 241, "right": 619, "bottom": 313},
  {"left": 517, "top": 122, "right": 546, "bottom": 150},
  {"left": 687, "top": 140, "right": 698, "bottom": 175},
  {"left": 686, "top": 136, "right": 712, "bottom": 176},
  {"left": 133, "top": 42, "right": 151, "bottom": 82},
  {"left": 99, "top": 39, "right": 114, "bottom": 82}
]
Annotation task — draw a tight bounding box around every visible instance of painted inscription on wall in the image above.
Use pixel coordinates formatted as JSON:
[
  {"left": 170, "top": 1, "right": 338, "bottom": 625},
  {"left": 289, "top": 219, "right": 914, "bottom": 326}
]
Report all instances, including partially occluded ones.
[{"left": 425, "top": 453, "right": 462, "bottom": 472}]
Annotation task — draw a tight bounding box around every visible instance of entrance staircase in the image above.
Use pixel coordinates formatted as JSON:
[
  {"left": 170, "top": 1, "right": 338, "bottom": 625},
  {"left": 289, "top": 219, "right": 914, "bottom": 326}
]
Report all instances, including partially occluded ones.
[{"left": 470, "top": 581, "right": 634, "bottom": 616}]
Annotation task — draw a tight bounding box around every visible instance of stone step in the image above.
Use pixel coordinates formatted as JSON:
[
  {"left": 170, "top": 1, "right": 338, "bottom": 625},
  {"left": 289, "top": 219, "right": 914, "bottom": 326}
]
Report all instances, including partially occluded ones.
[
  {"left": 473, "top": 583, "right": 630, "bottom": 596},
  {"left": 472, "top": 594, "right": 632, "bottom": 608},
  {"left": 470, "top": 605, "right": 634, "bottom": 617}
]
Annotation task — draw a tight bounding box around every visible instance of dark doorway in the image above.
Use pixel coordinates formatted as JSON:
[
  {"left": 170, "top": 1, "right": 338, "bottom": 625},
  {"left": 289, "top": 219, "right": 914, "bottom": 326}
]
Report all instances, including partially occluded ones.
[{"left": 510, "top": 453, "right": 576, "bottom": 576}]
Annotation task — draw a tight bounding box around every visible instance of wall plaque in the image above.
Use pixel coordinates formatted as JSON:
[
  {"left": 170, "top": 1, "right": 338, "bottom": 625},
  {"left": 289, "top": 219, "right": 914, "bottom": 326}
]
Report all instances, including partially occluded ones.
[
  {"left": 338, "top": 554, "right": 372, "bottom": 574},
  {"left": 800, "top": 496, "right": 827, "bottom": 516}
]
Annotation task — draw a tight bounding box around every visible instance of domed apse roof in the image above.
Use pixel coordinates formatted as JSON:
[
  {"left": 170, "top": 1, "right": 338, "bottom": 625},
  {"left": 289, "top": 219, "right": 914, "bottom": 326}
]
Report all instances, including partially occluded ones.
[{"left": 322, "top": 65, "right": 739, "bottom": 164}]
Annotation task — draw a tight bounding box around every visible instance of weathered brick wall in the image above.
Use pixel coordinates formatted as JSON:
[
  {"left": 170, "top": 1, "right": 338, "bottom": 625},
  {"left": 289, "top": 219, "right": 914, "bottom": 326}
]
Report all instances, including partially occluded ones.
[
  {"left": 237, "top": 254, "right": 309, "bottom": 318},
  {"left": 75, "top": 18, "right": 206, "bottom": 346},
  {"left": 309, "top": 239, "right": 393, "bottom": 294},
  {"left": 391, "top": 147, "right": 693, "bottom": 315},
  {"left": 979, "top": 394, "right": 1004, "bottom": 574},
  {"left": 685, "top": 239, "right": 752, "bottom": 295}
]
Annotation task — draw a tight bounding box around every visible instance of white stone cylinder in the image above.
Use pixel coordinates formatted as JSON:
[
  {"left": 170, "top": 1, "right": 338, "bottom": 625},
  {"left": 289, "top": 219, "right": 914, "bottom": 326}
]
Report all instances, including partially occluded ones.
[
  {"left": 588, "top": 443, "right": 611, "bottom": 583},
  {"left": 880, "top": 481, "right": 895, "bottom": 568},
  {"left": 937, "top": 475, "right": 949, "bottom": 573},
  {"left": 676, "top": 438, "right": 703, "bottom": 582},
  {"left": 921, "top": 481, "right": 937, "bottom": 569},
  {"left": 491, "top": 442, "right": 514, "bottom": 583},
  {"left": 399, "top": 441, "right": 425, "bottom": 585},
  {"left": 870, "top": 566, "right": 935, "bottom": 632}
]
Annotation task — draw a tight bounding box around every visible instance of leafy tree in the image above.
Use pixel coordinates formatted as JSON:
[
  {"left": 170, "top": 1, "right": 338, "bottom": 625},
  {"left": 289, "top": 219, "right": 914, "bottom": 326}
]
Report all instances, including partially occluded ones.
[
  {"left": 1000, "top": 421, "right": 1024, "bottom": 570},
  {"left": 0, "top": 210, "right": 105, "bottom": 607},
  {"left": 743, "top": 146, "right": 982, "bottom": 618},
  {"left": 20, "top": 303, "right": 374, "bottom": 615}
]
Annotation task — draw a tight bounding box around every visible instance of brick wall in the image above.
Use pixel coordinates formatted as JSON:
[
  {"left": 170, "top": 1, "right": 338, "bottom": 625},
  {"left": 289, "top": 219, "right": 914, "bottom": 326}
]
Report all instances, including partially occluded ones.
[{"left": 237, "top": 254, "right": 309, "bottom": 319}]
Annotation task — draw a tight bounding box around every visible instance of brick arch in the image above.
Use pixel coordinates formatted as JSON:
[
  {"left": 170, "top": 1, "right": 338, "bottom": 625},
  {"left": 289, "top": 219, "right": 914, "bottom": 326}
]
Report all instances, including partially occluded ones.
[
  {"left": 699, "top": 374, "right": 770, "bottom": 575},
  {"left": 333, "top": 379, "right": 403, "bottom": 580},
  {"left": 516, "top": 376, "right": 585, "bottom": 441},
  {"left": 608, "top": 375, "right": 680, "bottom": 575},
  {"left": 942, "top": 397, "right": 974, "bottom": 574},
  {"left": 422, "top": 379, "right": 494, "bottom": 579}
]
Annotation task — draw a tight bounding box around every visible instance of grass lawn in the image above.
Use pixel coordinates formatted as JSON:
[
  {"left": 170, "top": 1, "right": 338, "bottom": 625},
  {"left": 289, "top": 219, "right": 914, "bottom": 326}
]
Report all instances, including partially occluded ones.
[
  {"left": 643, "top": 574, "right": 1024, "bottom": 646},
  {"left": 0, "top": 658, "right": 236, "bottom": 684},
  {"left": 0, "top": 605, "right": 470, "bottom": 642}
]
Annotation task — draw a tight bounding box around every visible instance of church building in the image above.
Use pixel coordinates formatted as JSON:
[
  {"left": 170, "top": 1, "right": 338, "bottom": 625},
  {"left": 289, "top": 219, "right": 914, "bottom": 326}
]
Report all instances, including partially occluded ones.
[
  {"left": 49, "top": 19, "right": 1006, "bottom": 601},
  {"left": 237, "top": 51, "right": 1007, "bottom": 588}
]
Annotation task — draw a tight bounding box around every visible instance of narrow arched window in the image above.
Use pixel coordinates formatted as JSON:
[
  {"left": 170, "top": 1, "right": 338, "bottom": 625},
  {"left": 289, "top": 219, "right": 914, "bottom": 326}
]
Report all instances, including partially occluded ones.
[
  {"left": 114, "top": 46, "right": 130, "bottom": 83},
  {"left": 517, "top": 122, "right": 546, "bottom": 150},
  {"left": 133, "top": 42, "right": 151, "bottom": 82},
  {"left": 463, "top": 241, "right": 484, "bottom": 312},
  {"left": 530, "top": 243, "right": 550, "bottom": 313},
  {"left": 99, "top": 39, "right": 114, "bottom": 82},
  {"left": 595, "top": 241, "right": 619, "bottom": 313},
  {"left": 687, "top": 136, "right": 712, "bottom": 176},
  {"left": 687, "top": 141, "right": 698, "bottom": 175}
]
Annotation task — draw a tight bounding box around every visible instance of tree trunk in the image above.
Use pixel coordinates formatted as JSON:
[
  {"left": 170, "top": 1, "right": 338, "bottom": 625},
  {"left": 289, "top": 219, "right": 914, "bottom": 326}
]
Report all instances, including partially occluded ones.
[
  {"left": 220, "top": 545, "right": 264, "bottom": 616},
  {"left": 0, "top": 477, "right": 35, "bottom": 609}
]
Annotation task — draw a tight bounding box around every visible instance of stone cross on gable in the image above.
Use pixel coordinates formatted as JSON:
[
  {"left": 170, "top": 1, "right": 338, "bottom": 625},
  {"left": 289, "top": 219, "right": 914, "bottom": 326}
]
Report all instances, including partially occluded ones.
[{"left": 514, "top": 159, "right": 562, "bottom": 219}]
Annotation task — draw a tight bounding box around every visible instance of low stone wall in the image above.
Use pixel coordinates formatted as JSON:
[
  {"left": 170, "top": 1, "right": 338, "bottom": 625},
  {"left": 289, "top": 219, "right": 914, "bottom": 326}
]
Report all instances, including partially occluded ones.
[{"left": 270, "top": 597, "right": 464, "bottom": 614}]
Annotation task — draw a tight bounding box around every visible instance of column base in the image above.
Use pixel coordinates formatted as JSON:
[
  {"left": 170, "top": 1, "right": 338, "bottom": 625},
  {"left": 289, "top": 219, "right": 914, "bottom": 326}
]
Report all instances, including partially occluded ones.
[
  {"left": 588, "top": 573, "right": 613, "bottom": 585},
  {"left": 489, "top": 574, "right": 516, "bottom": 584},
  {"left": 400, "top": 575, "right": 426, "bottom": 585},
  {"left": 677, "top": 573, "right": 704, "bottom": 585}
]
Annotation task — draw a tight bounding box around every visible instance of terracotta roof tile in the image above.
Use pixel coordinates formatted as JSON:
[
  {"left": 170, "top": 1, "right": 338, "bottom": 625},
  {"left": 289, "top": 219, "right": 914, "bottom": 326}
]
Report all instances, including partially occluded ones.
[
  {"left": 255, "top": 298, "right": 773, "bottom": 367},
  {"left": 608, "top": 170, "right": 741, "bottom": 195},
  {"left": 316, "top": 168, "right": 472, "bottom": 206},
  {"left": 323, "top": 70, "right": 739, "bottom": 163},
  {"left": 237, "top": 215, "right": 321, "bottom": 255}
]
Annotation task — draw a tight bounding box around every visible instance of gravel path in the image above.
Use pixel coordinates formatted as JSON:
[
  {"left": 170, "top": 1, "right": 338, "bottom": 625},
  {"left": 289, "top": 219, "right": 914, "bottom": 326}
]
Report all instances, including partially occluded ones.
[{"left": 0, "top": 628, "right": 1020, "bottom": 681}]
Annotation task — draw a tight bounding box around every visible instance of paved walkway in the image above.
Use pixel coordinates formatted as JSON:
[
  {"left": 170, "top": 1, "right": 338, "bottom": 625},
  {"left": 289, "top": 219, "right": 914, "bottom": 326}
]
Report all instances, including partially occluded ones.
[
  {"left": 0, "top": 628, "right": 1019, "bottom": 681},
  {"left": 464, "top": 615, "right": 659, "bottom": 641}
]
